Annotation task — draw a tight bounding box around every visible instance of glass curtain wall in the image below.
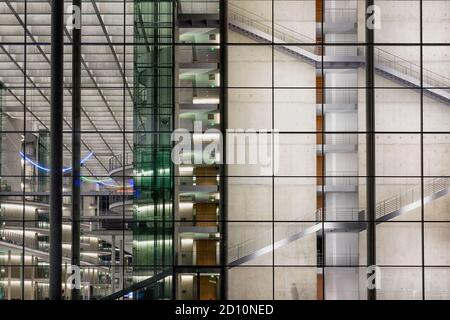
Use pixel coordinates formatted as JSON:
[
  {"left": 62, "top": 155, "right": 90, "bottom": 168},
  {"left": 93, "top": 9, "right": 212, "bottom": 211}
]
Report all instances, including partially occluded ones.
[
  {"left": 225, "top": 0, "right": 450, "bottom": 300},
  {"left": 0, "top": 0, "right": 448, "bottom": 301},
  {"left": 133, "top": 0, "right": 174, "bottom": 299}
]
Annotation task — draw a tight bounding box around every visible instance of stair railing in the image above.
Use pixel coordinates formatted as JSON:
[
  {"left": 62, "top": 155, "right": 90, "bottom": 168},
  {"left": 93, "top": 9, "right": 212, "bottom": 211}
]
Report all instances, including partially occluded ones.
[
  {"left": 375, "top": 177, "right": 450, "bottom": 220},
  {"left": 229, "top": 4, "right": 450, "bottom": 92},
  {"left": 228, "top": 3, "right": 316, "bottom": 54},
  {"left": 229, "top": 177, "right": 450, "bottom": 264},
  {"left": 177, "top": 0, "right": 219, "bottom": 15},
  {"left": 228, "top": 208, "right": 320, "bottom": 263},
  {"left": 374, "top": 48, "right": 450, "bottom": 91}
]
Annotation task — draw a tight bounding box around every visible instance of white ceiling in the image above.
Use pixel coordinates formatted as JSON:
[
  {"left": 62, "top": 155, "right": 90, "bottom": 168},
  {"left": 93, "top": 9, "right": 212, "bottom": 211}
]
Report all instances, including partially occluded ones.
[{"left": 0, "top": 0, "right": 136, "bottom": 177}]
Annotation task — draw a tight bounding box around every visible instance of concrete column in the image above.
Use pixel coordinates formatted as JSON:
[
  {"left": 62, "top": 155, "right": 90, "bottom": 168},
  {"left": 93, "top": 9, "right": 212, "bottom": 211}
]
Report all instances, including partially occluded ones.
[
  {"left": 7, "top": 250, "right": 11, "bottom": 300},
  {"left": 87, "top": 267, "right": 91, "bottom": 300},
  {"left": 34, "top": 232, "right": 38, "bottom": 250},
  {"left": 31, "top": 255, "right": 35, "bottom": 300},
  {"left": 219, "top": 0, "right": 228, "bottom": 300},
  {"left": 366, "top": 0, "right": 376, "bottom": 301},
  {"left": 119, "top": 239, "right": 124, "bottom": 291},
  {"left": 92, "top": 268, "right": 96, "bottom": 298},
  {"left": 49, "top": 0, "right": 64, "bottom": 300},
  {"left": 111, "top": 235, "right": 116, "bottom": 293},
  {"left": 63, "top": 262, "right": 67, "bottom": 299},
  {"left": 71, "top": 0, "right": 82, "bottom": 302}
]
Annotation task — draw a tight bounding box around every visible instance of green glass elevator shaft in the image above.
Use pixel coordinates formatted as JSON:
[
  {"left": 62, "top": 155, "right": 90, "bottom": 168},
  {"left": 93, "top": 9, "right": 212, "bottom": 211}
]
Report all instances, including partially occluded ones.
[
  {"left": 133, "top": 0, "right": 174, "bottom": 299},
  {"left": 0, "top": 83, "right": 4, "bottom": 179}
]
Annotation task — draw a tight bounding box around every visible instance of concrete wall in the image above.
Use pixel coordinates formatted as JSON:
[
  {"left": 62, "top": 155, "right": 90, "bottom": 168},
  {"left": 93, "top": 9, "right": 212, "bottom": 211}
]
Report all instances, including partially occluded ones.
[
  {"left": 227, "top": 0, "right": 450, "bottom": 300},
  {"left": 357, "top": 0, "right": 450, "bottom": 300},
  {"left": 227, "top": 24, "right": 317, "bottom": 299}
]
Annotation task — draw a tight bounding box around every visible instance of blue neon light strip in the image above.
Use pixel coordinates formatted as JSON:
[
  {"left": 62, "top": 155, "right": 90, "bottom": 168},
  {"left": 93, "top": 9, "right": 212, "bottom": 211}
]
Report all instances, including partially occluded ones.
[
  {"left": 81, "top": 176, "right": 117, "bottom": 187},
  {"left": 19, "top": 151, "right": 95, "bottom": 173},
  {"left": 20, "top": 152, "right": 133, "bottom": 188}
]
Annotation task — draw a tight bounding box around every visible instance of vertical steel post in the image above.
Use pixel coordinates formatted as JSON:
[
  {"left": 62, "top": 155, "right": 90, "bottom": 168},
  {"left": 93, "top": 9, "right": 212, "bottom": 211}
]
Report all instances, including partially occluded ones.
[
  {"left": 50, "top": 0, "right": 64, "bottom": 300},
  {"left": 219, "top": 0, "right": 228, "bottom": 300},
  {"left": 71, "top": 0, "right": 82, "bottom": 300},
  {"left": 366, "top": 0, "right": 376, "bottom": 301}
]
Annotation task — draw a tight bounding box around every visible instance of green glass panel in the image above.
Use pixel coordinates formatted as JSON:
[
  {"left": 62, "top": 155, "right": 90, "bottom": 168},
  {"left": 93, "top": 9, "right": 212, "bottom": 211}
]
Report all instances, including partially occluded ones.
[{"left": 133, "top": 0, "right": 174, "bottom": 300}]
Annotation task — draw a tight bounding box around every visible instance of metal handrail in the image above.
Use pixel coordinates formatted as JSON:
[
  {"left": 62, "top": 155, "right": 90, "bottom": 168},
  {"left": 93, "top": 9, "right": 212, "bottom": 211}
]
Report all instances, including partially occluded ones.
[
  {"left": 0, "top": 229, "right": 38, "bottom": 250},
  {"left": 229, "top": 178, "right": 450, "bottom": 263},
  {"left": 374, "top": 48, "right": 450, "bottom": 90},
  {"left": 325, "top": 89, "right": 358, "bottom": 104},
  {"left": 109, "top": 152, "right": 133, "bottom": 172},
  {"left": 177, "top": 0, "right": 219, "bottom": 15},
  {"left": 316, "top": 207, "right": 362, "bottom": 221},
  {"left": 324, "top": 171, "right": 359, "bottom": 186},
  {"left": 324, "top": 8, "right": 357, "bottom": 24},
  {"left": 228, "top": 208, "right": 321, "bottom": 261},
  {"left": 228, "top": 3, "right": 316, "bottom": 54},
  {"left": 178, "top": 46, "right": 220, "bottom": 64},
  {"left": 325, "top": 134, "right": 358, "bottom": 145},
  {"left": 229, "top": 3, "right": 450, "bottom": 91},
  {"left": 375, "top": 177, "right": 450, "bottom": 219}
]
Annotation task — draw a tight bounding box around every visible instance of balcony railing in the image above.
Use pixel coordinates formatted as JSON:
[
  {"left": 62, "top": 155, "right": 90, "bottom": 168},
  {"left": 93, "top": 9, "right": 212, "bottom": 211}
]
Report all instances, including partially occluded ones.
[
  {"left": 324, "top": 8, "right": 357, "bottom": 24},
  {"left": 109, "top": 153, "right": 133, "bottom": 172},
  {"left": 325, "top": 134, "right": 358, "bottom": 145},
  {"left": 324, "top": 89, "right": 358, "bottom": 105},
  {"left": 177, "top": 0, "right": 220, "bottom": 15},
  {"left": 324, "top": 171, "right": 359, "bottom": 186},
  {"left": 178, "top": 46, "right": 220, "bottom": 64}
]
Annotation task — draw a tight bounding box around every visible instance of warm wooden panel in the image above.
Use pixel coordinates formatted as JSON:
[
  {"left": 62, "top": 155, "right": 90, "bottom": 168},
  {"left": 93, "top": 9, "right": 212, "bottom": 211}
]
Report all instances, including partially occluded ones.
[
  {"left": 317, "top": 155, "right": 324, "bottom": 185},
  {"left": 199, "top": 276, "right": 217, "bottom": 300},
  {"left": 196, "top": 240, "right": 217, "bottom": 266},
  {"left": 317, "top": 274, "right": 324, "bottom": 300},
  {"left": 316, "top": 195, "right": 324, "bottom": 210},
  {"left": 316, "top": 0, "right": 323, "bottom": 22},
  {"left": 316, "top": 36, "right": 324, "bottom": 56},
  {"left": 195, "top": 166, "right": 218, "bottom": 186},
  {"left": 316, "top": 76, "right": 324, "bottom": 103},
  {"left": 195, "top": 203, "right": 218, "bottom": 227},
  {"left": 316, "top": 116, "right": 323, "bottom": 144}
]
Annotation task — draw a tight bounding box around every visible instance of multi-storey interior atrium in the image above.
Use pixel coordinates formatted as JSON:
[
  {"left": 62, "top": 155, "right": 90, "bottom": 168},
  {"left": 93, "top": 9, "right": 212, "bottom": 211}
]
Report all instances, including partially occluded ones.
[{"left": 0, "top": 0, "right": 449, "bottom": 301}]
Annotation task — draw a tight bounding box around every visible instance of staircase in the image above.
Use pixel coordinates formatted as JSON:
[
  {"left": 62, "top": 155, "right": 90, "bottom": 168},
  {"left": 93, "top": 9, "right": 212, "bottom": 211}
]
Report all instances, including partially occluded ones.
[
  {"left": 228, "top": 177, "right": 450, "bottom": 266},
  {"left": 227, "top": 4, "right": 450, "bottom": 265},
  {"left": 102, "top": 268, "right": 173, "bottom": 300},
  {"left": 228, "top": 4, "right": 450, "bottom": 105}
]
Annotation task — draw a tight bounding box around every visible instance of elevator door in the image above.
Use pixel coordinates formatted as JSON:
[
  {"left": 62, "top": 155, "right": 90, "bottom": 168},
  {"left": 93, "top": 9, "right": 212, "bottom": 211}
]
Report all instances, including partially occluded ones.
[
  {"left": 196, "top": 240, "right": 217, "bottom": 266},
  {"left": 199, "top": 276, "right": 218, "bottom": 300}
]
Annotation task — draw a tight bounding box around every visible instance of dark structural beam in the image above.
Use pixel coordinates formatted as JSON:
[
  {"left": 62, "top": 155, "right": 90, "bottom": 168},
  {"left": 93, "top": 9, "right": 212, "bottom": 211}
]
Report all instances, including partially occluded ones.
[
  {"left": 71, "top": 0, "right": 82, "bottom": 300},
  {"left": 50, "top": 0, "right": 64, "bottom": 300},
  {"left": 219, "top": 0, "right": 228, "bottom": 300},
  {"left": 366, "top": 0, "right": 376, "bottom": 301}
]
